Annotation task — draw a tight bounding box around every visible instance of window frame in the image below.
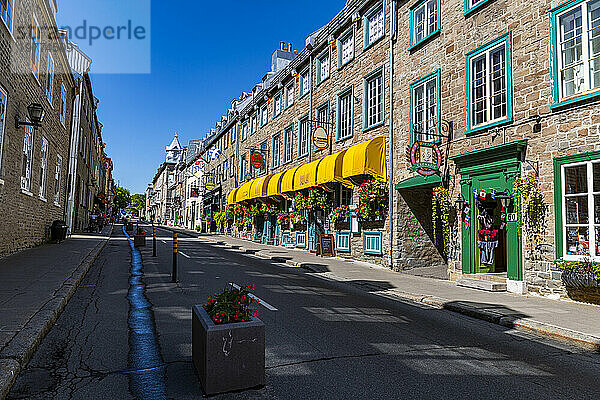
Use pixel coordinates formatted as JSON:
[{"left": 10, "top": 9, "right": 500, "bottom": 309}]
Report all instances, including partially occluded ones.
[
  {"left": 21, "top": 126, "right": 34, "bottom": 193},
  {"left": 550, "top": 0, "right": 600, "bottom": 108},
  {"left": 337, "top": 27, "right": 355, "bottom": 69},
  {"left": 31, "top": 14, "right": 41, "bottom": 80},
  {"left": 39, "top": 136, "right": 48, "bottom": 199},
  {"left": 409, "top": 70, "right": 441, "bottom": 145},
  {"left": 46, "top": 53, "right": 54, "bottom": 105},
  {"left": 298, "top": 114, "right": 310, "bottom": 158},
  {"left": 0, "top": 0, "right": 14, "bottom": 33},
  {"left": 0, "top": 86, "right": 7, "bottom": 175},
  {"left": 271, "top": 132, "right": 281, "bottom": 169},
  {"left": 299, "top": 69, "right": 310, "bottom": 98},
  {"left": 554, "top": 152, "right": 600, "bottom": 261},
  {"left": 408, "top": 0, "right": 441, "bottom": 50},
  {"left": 60, "top": 83, "right": 66, "bottom": 126},
  {"left": 464, "top": 32, "right": 513, "bottom": 134},
  {"left": 464, "top": 0, "right": 493, "bottom": 16},
  {"left": 316, "top": 48, "right": 330, "bottom": 85},
  {"left": 335, "top": 231, "right": 351, "bottom": 252},
  {"left": 336, "top": 85, "right": 354, "bottom": 141},
  {"left": 363, "top": 1, "right": 385, "bottom": 50},
  {"left": 250, "top": 113, "right": 257, "bottom": 135},
  {"left": 285, "top": 82, "right": 295, "bottom": 108},
  {"left": 54, "top": 154, "right": 62, "bottom": 206},
  {"left": 260, "top": 105, "right": 268, "bottom": 127},
  {"left": 363, "top": 231, "right": 383, "bottom": 255},
  {"left": 273, "top": 92, "right": 282, "bottom": 118},
  {"left": 283, "top": 124, "right": 294, "bottom": 164},
  {"left": 362, "top": 67, "right": 385, "bottom": 130}
]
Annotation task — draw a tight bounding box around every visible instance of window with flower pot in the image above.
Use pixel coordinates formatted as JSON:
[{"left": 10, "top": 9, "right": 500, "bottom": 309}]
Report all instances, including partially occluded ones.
[
  {"left": 272, "top": 133, "right": 281, "bottom": 168},
  {"left": 337, "top": 28, "right": 354, "bottom": 68},
  {"left": 1, "top": 0, "right": 14, "bottom": 32},
  {"left": 363, "top": 68, "right": 384, "bottom": 129},
  {"left": 46, "top": 54, "right": 54, "bottom": 104},
  {"left": 550, "top": 0, "right": 600, "bottom": 107},
  {"left": 285, "top": 83, "right": 294, "bottom": 108},
  {"left": 316, "top": 49, "right": 330, "bottom": 84},
  {"left": 409, "top": 0, "right": 440, "bottom": 49},
  {"left": 337, "top": 86, "right": 353, "bottom": 140},
  {"left": 39, "top": 137, "right": 48, "bottom": 199},
  {"left": 298, "top": 115, "right": 309, "bottom": 158},
  {"left": 364, "top": 1, "right": 385, "bottom": 49},
  {"left": 21, "top": 126, "right": 34, "bottom": 192}
]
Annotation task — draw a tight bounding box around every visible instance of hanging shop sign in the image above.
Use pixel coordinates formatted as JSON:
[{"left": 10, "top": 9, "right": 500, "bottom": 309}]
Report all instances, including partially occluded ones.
[
  {"left": 407, "top": 142, "right": 442, "bottom": 176},
  {"left": 313, "top": 127, "right": 329, "bottom": 150},
  {"left": 204, "top": 174, "right": 215, "bottom": 192},
  {"left": 251, "top": 151, "right": 264, "bottom": 169}
]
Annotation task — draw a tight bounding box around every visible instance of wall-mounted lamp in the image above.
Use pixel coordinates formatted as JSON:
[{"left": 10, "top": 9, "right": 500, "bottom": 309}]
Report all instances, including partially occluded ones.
[{"left": 15, "top": 103, "right": 45, "bottom": 129}]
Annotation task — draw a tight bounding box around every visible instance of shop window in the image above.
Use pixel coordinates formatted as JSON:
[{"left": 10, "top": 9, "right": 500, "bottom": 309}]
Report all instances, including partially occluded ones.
[
  {"left": 364, "top": 2, "right": 385, "bottom": 49},
  {"left": 465, "top": 32, "right": 513, "bottom": 134},
  {"left": 296, "top": 231, "right": 307, "bottom": 248},
  {"left": 285, "top": 82, "right": 294, "bottom": 108},
  {"left": 464, "top": 0, "right": 494, "bottom": 16},
  {"left": 336, "top": 86, "right": 353, "bottom": 140},
  {"left": 559, "top": 159, "right": 600, "bottom": 260},
  {"left": 316, "top": 49, "right": 330, "bottom": 84},
  {"left": 298, "top": 116, "right": 309, "bottom": 158},
  {"left": 1, "top": 0, "right": 14, "bottom": 32},
  {"left": 410, "top": 70, "right": 440, "bottom": 143},
  {"left": 21, "top": 126, "right": 34, "bottom": 192},
  {"left": 39, "top": 137, "right": 48, "bottom": 199},
  {"left": 0, "top": 87, "right": 6, "bottom": 175},
  {"left": 363, "top": 232, "right": 382, "bottom": 255},
  {"left": 363, "top": 68, "right": 384, "bottom": 130},
  {"left": 335, "top": 232, "right": 351, "bottom": 252},
  {"left": 409, "top": 0, "right": 440, "bottom": 49},
  {"left": 550, "top": 0, "right": 600, "bottom": 107},
  {"left": 338, "top": 28, "right": 355, "bottom": 68}
]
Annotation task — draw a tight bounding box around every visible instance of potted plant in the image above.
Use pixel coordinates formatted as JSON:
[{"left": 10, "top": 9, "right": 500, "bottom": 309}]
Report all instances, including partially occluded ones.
[
  {"left": 556, "top": 259, "right": 600, "bottom": 305},
  {"left": 330, "top": 205, "right": 351, "bottom": 227},
  {"left": 356, "top": 179, "right": 387, "bottom": 221},
  {"left": 192, "top": 284, "right": 265, "bottom": 395}
]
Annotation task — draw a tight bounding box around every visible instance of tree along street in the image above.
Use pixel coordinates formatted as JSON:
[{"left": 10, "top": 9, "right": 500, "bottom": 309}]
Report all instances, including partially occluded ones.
[{"left": 8, "top": 225, "right": 600, "bottom": 399}]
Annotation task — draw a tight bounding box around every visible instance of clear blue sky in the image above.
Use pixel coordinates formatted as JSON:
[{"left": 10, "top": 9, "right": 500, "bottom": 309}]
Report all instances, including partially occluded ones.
[{"left": 58, "top": 0, "right": 346, "bottom": 194}]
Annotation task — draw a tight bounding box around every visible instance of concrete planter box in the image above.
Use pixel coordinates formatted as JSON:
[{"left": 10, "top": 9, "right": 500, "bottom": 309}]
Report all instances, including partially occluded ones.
[{"left": 192, "top": 305, "right": 265, "bottom": 395}]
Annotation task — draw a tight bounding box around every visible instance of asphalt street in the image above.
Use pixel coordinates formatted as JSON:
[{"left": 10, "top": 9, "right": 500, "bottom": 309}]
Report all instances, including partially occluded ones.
[{"left": 7, "top": 224, "right": 600, "bottom": 399}]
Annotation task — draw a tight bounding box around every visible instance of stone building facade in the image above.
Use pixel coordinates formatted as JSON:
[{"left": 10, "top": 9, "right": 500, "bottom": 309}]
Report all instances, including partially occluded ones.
[{"left": 0, "top": 0, "right": 75, "bottom": 255}]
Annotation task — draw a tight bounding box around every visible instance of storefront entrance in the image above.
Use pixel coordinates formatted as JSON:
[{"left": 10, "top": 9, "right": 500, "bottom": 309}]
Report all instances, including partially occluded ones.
[{"left": 452, "top": 140, "right": 526, "bottom": 284}]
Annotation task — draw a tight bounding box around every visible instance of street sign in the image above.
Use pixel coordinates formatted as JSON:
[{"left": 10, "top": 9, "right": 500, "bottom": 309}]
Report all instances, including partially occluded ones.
[
  {"left": 313, "top": 126, "right": 328, "bottom": 150},
  {"left": 251, "top": 151, "right": 264, "bottom": 169},
  {"left": 507, "top": 213, "right": 518, "bottom": 222}
]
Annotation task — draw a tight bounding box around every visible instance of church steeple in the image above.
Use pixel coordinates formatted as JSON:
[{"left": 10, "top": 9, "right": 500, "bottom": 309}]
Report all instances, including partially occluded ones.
[{"left": 166, "top": 133, "right": 182, "bottom": 164}]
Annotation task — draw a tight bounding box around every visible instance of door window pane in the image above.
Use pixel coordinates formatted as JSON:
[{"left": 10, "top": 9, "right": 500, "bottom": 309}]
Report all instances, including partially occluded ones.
[
  {"left": 566, "top": 226, "right": 589, "bottom": 255},
  {"left": 566, "top": 196, "right": 589, "bottom": 224},
  {"left": 565, "top": 165, "right": 588, "bottom": 193}
]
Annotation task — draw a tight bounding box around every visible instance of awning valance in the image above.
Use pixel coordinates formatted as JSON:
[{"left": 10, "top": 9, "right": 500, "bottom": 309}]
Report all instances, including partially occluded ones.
[
  {"left": 317, "top": 150, "right": 351, "bottom": 186},
  {"left": 267, "top": 172, "right": 285, "bottom": 197},
  {"left": 235, "top": 181, "right": 253, "bottom": 203},
  {"left": 342, "top": 136, "right": 386, "bottom": 182},
  {"left": 395, "top": 174, "right": 447, "bottom": 190},
  {"left": 294, "top": 159, "right": 321, "bottom": 191},
  {"left": 250, "top": 174, "right": 272, "bottom": 199},
  {"left": 281, "top": 166, "right": 300, "bottom": 193},
  {"left": 227, "top": 188, "right": 238, "bottom": 205}
]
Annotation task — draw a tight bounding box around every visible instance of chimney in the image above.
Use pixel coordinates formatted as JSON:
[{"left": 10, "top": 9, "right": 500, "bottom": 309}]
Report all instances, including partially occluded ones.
[
  {"left": 288, "top": 43, "right": 293, "bottom": 52},
  {"left": 280, "top": 41, "right": 285, "bottom": 50}
]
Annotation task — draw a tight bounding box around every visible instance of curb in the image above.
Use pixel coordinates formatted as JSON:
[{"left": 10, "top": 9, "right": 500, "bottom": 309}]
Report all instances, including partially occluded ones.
[
  {"left": 0, "top": 226, "right": 113, "bottom": 400},
  {"left": 192, "top": 236, "right": 600, "bottom": 352}
]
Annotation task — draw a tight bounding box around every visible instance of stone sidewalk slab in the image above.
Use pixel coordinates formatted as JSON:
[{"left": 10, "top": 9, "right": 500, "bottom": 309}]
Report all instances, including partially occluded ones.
[
  {"left": 0, "top": 226, "right": 113, "bottom": 399},
  {"left": 160, "top": 225, "right": 600, "bottom": 351}
]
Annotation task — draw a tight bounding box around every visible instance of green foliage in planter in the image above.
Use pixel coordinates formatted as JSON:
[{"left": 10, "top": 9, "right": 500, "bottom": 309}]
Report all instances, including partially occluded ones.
[
  {"left": 432, "top": 186, "right": 450, "bottom": 256},
  {"left": 330, "top": 205, "right": 350, "bottom": 225},
  {"left": 203, "top": 283, "right": 260, "bottom": 325},
  {"left": 276, "top": 212, "right": 290, "bottom": 225},
  {"left": 261, "top": 202, "right": 279, "bottom": 216},
  {"left": 294, "top": 192, "right": 307, "bottom": 211},
  {"left": 513, "top": 175, "right": 548, "bottom": 246},
  {"left": 249, "top": 204, "right": 261, "bottom": 217},
  {"left": 214, "top": 211, "right": 228, "bottom": 232},
  {"left": 556, "top": 260, "right": 600, "bottom": 280},
  {"left": 289, "top": 211, "right": 306, "bottom": 225},
  {"left": 357, "top": 179, "right": 387, "bottom": 220},
  {"left": 306, "top": 187, "right": 330, "bottom": 212}
]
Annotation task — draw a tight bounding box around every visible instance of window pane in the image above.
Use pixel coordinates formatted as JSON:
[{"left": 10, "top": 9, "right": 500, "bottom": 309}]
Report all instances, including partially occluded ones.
[
  {"left": 565, "top": 164, "right": 588, "bottom": 194},
  {"left": 590, "top": 0, "right": 600, "bottom": 88},
  {"left": 427, "top": 0, "right": 437, "bottom": 35},
  {"left": 414, "top": 5, "right": 425, "bottom": 43},
  {"left": 490, "top": 45, "right": 507, "bottom": 120},
  {"left": 566, "top": 196, "right": 589, "bottom": 224},
  {"left": 560, "top": 7, "right": 584, "bottom": 96},
  {"left": 471, "top": 55, "right": 487, "bottom": 126},
  {"left": 593, "top": 163, "right": 600, "bottom": 192},
  {"left": 566, "top": 226, "right": 589, "bottom": 255}
]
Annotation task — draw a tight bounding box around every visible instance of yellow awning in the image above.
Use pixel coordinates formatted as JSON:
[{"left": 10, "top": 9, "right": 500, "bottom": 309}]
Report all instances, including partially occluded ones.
[
  {"left": 342, "top": 136, "right": 387, "bottom": 182},
  {"left": 267, "top": 172, "right": 285, "bottom": 196},
  {"left": 250, "top": 175, "right": 272, "bottom": 199},
  {"left": 280, "top": 166, "right": 300, "bottom": 193},
  {"left": 317, "top": 150, "right": 349, "bottom": 186},
  {"left": 294, "top": 159, "right": 321, "bottom": 191},
  {"left": 227, "top": 188, "right": 238, "bottom": 205},
  {"left": 235, "top": 181, "right": 253, "bottom": 203}
]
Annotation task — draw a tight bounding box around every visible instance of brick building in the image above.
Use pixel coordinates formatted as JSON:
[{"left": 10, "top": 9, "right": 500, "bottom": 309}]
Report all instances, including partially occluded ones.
[
  {"left": 154, "top": 0, "right": 600, "bottom": 299},
  {"left": 0, "top": 0, "right": 75, "bottom": 255}
]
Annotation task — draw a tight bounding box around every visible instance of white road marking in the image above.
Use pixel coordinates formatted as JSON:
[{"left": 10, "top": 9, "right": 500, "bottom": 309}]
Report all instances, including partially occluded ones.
[
  {"left": 179, "top": 251, "right": 190, "bottom": 259},
  {"left": 229, "top": 283, "right": 278, "bottom": 311}
]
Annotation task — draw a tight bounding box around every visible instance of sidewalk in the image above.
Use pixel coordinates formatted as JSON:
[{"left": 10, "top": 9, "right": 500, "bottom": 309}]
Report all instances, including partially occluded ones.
[
  {"left": 0, "top": 225, "right": 113, "bottom": 399},
  {"left": 162, "top": 225, "right": 600, "bottom": 351}
]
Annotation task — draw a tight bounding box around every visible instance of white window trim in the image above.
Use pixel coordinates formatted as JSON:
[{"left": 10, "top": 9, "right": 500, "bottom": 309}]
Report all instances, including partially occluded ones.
[
  {"left": 285, "top": 83, "right": 295, "bottom": 108},
  {"left": 31, "top": 14, "right": 41, "bottom": 82},
  {"left": 0, "top": 0, "right": 15, "bottom": 36},
  {"left": 0, "top": 86, "right": 7, "bottom": 175},
  {"left": 364, "top": 2, "right": 385, "bottom": 48},
  {"left": 561, "top": 160, "right": 600, "bottom": 261},
  {"left": 39, "top": 136, "right": 48, "bottom": 200},
  {"left": 337, "top": 87, "right": 354, "bottom": 140},
  {"left": 300, "top": 69, "right": 310, "bottom": 98},
  {"left": 317, "top": 51, "right": 330, "bottom": 84}
]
